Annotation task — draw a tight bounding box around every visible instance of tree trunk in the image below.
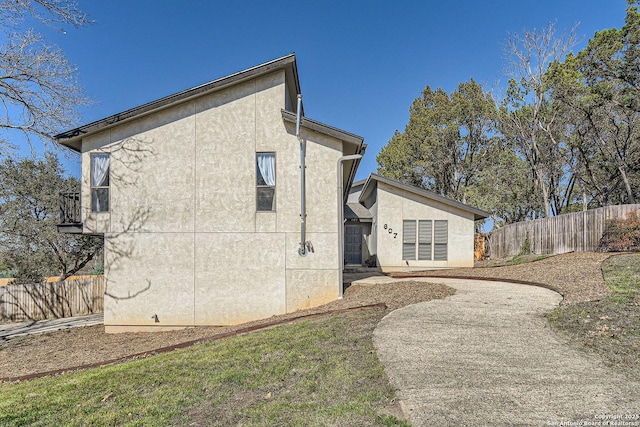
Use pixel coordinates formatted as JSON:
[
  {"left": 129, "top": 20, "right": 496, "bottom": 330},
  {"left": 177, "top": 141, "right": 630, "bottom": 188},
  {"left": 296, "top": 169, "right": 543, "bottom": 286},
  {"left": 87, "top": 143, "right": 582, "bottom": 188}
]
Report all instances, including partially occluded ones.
[{"left": 618, "top": 165, "right": 636, "bottom": 204}]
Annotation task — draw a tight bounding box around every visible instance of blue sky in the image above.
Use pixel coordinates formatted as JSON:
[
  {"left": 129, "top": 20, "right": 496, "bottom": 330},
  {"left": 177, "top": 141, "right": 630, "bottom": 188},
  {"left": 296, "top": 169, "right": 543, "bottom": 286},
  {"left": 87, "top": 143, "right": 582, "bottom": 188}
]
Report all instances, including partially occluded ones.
[{"left": 41, "top": 0, "right": 629, "bottom": 180}]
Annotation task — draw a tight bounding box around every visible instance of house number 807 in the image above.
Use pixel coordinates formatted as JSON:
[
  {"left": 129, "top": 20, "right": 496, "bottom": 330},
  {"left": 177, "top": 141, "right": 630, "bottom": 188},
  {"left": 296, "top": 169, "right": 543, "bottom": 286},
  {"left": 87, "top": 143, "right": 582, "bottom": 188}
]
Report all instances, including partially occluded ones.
[{"left": 383, "top": 224, "right": 397, "bottom": 239}]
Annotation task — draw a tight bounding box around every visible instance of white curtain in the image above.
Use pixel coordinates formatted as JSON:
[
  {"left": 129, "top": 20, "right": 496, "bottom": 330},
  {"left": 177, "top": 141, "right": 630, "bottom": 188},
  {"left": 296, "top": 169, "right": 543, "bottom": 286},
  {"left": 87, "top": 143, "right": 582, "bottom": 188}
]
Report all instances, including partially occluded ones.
[
  {"left": 257, "top": 153, "right": 275, "bottom": 186},
  {"left": 91, "top": 154, "right": 109, "bottom": 187},
  {"left": 91, "top": 154, "right": 109, "bottom": 212}
]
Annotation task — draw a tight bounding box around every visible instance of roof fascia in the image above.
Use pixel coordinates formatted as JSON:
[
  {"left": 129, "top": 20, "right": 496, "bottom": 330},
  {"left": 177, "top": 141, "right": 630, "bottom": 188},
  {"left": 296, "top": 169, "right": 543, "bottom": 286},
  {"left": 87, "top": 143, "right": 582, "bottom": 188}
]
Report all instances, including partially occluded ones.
[
  {"left": 281, "top": 110, "right": 365, "bottom": 203},
  {"left": 57, "top": 53, "right": 299, "bottom": 151},
  {"left": 281, "top": 110, "right": 364, "bottom": 147},
  {"left": 343, "top": 147, "right": 364, "bottom": 204},
  {"left": 351, "top": 178, "right": 367, "bottom": 188},
  {"left": 358, "top": 174, "right": 377, "bottom": 205},
  {"left": 359, "top": 173, "right": 490, "bottom": 220}
]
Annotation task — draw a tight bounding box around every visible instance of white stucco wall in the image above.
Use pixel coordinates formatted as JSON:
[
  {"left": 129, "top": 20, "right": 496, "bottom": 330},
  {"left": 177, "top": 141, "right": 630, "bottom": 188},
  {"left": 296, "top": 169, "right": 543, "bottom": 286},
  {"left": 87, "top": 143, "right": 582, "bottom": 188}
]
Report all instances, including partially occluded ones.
[
  {"left": 80, "top": 70, "right": 346, "bottom": 331},
  {"left": 367, "top": 182, "right": 476, "bottom": 271}
]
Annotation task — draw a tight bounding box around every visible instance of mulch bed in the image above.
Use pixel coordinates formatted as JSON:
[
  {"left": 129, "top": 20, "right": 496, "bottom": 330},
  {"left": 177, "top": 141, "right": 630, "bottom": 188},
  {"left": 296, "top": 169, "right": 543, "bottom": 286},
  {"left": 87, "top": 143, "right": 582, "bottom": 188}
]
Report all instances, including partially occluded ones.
[
  {"left": 0, "top": 252, "right": 616, "bottom": 381},
  {"left": 396, "top": 252, "right": 613, "bottom": 305},
  {"left": 0, "top": 280, "right": 454, "bottom": 380}
]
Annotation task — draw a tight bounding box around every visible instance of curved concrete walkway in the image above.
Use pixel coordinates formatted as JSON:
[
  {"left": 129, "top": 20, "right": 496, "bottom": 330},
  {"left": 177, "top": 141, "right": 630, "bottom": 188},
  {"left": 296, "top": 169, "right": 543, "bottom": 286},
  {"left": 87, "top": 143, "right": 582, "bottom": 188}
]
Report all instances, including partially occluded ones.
[{"left": 368, "top": 277, "right": 640, "bottom": 426}]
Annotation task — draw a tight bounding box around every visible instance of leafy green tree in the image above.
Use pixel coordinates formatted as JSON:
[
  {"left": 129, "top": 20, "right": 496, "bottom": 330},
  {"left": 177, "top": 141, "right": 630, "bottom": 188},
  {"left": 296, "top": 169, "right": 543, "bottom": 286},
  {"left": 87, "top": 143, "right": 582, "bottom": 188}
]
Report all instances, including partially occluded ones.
[
  {"left": 466, "top": 144, "right": 541, "bottom": 225},
  {"left": 546, "top": 1, "right": 640, "bottom": 206},
  {"left": 379, "top": 2, "right": 638, "bottom": 226},
  {"left": 0, "top": 0, "right": 90, "bottom": 152},
  {"left": 377, "top": 79, "right": 497, "bottom": 206},
  {"left": 0, "top": 154, "right": 102, "bottom": 283}
]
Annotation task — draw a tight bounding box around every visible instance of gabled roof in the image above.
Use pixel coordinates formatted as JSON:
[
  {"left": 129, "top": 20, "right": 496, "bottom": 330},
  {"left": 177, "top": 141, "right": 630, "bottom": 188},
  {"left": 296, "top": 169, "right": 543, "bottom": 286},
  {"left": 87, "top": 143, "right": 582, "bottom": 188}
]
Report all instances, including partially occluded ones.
[
  {"left": 56, "top": 53, "right": 301, "bottom": 152},
  {"left": 359, "top": 174, "right": 490, "bottom": 220}
]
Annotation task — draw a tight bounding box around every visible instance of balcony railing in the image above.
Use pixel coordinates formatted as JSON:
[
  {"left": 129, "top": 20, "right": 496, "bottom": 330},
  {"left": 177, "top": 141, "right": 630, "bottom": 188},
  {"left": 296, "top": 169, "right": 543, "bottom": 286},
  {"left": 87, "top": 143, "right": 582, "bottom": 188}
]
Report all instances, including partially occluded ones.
[{"left": 58, "top": 191, "right": 82, "bottom": 233}]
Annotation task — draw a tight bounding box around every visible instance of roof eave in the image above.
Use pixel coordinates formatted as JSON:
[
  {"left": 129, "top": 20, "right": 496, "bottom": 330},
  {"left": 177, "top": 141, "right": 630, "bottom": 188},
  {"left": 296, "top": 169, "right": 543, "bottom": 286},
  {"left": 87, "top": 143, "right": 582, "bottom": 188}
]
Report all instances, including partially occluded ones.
[
  {"left": 56, "top": 53, "right": 299, "bottom": 148},
  {"left": 358, "top": 174, "right": 377, "bottom": 204},
  {"left": 281, "top": 110, "right": 365, "bottom": 202},
  {"left": 343, "top": 145, "right": 365, "bottom": 204},
  {"left": 359, "top": 173, "right": 491, "bottom": 220},
  {"left": 281, "top": 110, "right": 364, "bottom": 147}
]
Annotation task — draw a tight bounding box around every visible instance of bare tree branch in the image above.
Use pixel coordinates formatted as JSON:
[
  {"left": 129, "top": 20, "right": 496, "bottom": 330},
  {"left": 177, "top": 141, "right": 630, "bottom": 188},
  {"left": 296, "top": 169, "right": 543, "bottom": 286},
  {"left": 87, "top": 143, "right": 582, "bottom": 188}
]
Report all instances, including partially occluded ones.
[{"left": 0, "top": 0, "right": 91, "bottom": 153}]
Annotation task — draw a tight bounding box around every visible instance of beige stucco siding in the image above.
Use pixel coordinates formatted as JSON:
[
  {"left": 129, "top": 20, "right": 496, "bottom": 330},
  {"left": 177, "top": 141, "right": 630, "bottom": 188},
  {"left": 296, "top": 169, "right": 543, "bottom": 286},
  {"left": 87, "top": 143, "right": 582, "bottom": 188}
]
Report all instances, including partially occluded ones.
[
  {"left": 286, "top": 269, "right": 339, "bottom": 312},
  {"left": 79, "top": 70, "right": 346, "bottom": 330},
  {"left": 275, "top": 125, "right": 342, "bottom": 234},
  {"left": 89, "top": 101, "right": 197, "bottom": 235},
  {"left": 368, "top": 195, "right": 379, "bottom": 260},
  {"left": 195, "top": 79, "right": 256, "bottom": 233},
  {"left": 194, "top": 233, "right": 287, "bottom": 325},
  {"left": 374, "top": 182, "right": 476, "bottom": 271},
  {"left": 104, "top": 232, "right": 195, "bottom": 326}
]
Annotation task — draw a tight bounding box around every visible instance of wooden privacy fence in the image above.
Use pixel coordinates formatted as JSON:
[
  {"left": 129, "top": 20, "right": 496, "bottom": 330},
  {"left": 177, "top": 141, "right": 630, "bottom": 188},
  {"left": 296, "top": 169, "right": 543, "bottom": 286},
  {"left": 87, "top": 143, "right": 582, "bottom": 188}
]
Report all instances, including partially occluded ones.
[
  {"left": 0, "top": 276, "right": 104, "bottom": 323},
  {"left": 488, "top": 204, "right": 640, "bottom": 259}
]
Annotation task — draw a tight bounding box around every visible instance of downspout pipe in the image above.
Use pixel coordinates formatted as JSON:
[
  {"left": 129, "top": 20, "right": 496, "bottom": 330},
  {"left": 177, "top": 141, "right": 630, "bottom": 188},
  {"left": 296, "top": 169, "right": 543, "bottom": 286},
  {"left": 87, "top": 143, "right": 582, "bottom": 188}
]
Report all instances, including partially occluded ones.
[
  {"left": 296, "top": 95, "right": 309, "bottom": 256},
  {"left": 337, "top": 154, "right": 362, "bottom": 298}
]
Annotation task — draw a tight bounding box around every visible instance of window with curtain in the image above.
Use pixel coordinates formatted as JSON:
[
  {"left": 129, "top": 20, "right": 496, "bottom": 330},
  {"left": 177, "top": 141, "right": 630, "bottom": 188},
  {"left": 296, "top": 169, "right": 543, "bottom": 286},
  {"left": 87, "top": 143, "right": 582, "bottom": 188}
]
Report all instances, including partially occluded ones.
[
  {"left": 256, "top": 152, "right": 275, "bottom": 211},
  {"left": 91, "top": 153, "right": 110, "bottom": 212}
]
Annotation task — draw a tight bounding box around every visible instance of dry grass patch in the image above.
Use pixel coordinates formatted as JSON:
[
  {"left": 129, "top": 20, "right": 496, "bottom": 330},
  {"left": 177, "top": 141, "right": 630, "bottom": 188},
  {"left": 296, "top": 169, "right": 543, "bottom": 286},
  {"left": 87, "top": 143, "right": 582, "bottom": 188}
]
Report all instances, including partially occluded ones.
[{"left": 548, "top": 253, "right": 640, "bottom": 379}]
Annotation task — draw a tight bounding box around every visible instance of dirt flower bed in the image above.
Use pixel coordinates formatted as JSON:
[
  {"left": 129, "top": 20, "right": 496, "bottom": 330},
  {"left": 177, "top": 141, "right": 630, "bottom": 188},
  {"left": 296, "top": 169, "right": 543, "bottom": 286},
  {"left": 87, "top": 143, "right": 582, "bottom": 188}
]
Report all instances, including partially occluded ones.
[
  {"left": 2, "top": 251, "right": 633, "bottom": 381},
  {"left": 401, "top": 252, "right": 613, "bottom": 305},
  {"left": 0, "top": 280, "right": 454, "bottom": 380}
]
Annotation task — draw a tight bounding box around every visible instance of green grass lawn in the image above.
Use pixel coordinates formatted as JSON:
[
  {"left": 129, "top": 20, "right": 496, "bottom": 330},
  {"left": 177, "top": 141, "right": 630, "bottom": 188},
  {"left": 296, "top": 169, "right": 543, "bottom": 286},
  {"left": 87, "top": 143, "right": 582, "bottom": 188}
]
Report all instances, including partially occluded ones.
[
  {"left": 548, "top": 253, "right": 640, "bottom": 378},
  {"left": 5, "top": 253, "right": 636, "bottom": 426},
  {"left": 0, "top": 308, "right": 408, "bottom": 426}
]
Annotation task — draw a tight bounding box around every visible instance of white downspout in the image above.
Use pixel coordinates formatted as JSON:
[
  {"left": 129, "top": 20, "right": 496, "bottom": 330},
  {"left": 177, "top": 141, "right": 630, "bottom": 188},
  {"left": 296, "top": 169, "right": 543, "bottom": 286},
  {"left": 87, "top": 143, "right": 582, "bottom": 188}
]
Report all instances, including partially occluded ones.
[
  {"left": 337, "top": 154, "right": 362, "bottom": 298},
  {"left": 296, "top": 95, "right": 311, "bottom": 256}
]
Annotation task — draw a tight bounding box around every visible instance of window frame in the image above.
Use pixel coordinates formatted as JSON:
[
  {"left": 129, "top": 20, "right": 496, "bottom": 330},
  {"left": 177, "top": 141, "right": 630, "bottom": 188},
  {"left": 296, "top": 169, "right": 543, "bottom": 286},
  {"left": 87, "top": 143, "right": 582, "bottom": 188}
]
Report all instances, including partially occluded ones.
[
  {"left": 402, "top": 219, "right": 448, "bottom": 261},
  {"left": 256, "top": 152, "right": 276, "bottom": 212},
  {"left": 418, "top": 220, "right": 433, "bottom": 260},
  {"left": 402, "top": 220, "right": 416, "bottom": 261},
  {"left": 434, "top": 220, "right": 448, "bottom": 261},
  {"left": 90, "top": 153, "right": 110, "bottom": 213}
]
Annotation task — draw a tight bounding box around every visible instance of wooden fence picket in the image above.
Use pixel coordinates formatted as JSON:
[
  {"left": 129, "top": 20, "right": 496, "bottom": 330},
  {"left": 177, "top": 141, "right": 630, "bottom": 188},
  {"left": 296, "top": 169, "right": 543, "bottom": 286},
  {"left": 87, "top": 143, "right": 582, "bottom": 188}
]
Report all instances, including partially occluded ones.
[
  {"left": 0, "top": 276, "right": 104, "bottom": 323},
  {"left": 487, "top": 204, "right": 640, "bottom": 259}
]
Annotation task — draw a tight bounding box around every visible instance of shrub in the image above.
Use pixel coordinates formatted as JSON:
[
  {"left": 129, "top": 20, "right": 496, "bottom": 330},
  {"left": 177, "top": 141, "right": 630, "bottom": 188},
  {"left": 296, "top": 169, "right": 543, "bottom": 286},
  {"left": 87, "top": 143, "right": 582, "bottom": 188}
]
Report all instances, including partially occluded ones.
[
  {"left": 598, "top": 211, "right": 640, "bottom": 252},
  {"left": 88, "top": 263, "right": 104, "bottom": 275},
  {"left": 0, "top": 269, "right": 17, "bottom": 278},
  {"left": 519, "top": 231, "right": 532, "bottom": 256}
]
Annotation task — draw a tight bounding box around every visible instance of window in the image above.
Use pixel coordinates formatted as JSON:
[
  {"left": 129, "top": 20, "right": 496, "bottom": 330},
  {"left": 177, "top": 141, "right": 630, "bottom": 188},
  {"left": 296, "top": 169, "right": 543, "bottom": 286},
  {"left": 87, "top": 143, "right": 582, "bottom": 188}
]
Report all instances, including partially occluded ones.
[
  {"left": 434, "top": 220, "right": 448, "bottom": 261},
  {"left": 402, "top": 220, "right": 416, "bottom": 260},
  {"left": 91, "top": 153, "right": 109, "bottom": 212},
  {"left": 256, "top": 153, "right": 275, "bottom": 211},
  {"left": 418, "top": 220, "right": 432, "bottom": 260},
  {"left": 401, "top": 219, "right": 448, "bottom": 261}
]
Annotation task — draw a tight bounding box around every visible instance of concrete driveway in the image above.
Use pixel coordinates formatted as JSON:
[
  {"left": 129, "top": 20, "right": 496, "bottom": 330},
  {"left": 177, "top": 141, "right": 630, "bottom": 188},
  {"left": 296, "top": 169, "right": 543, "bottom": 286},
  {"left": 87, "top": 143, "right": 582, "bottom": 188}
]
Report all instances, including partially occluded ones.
[{"left": 369, "top": 277, "right": 640, "bottom": 426}]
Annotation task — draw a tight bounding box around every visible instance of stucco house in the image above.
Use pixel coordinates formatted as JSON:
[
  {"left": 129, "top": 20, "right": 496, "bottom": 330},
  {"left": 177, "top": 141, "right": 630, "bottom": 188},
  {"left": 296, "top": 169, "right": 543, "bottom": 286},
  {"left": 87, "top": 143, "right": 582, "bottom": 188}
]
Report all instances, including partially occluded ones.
[
  {"left": 345, "top": 174, "right": 489, "bottom": 272},
  {"left": 57, "top": 54, "right": 365, "bottom": 332},
  {"left": 57, "top": 54, "right": 488, "bottom": 332}
]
